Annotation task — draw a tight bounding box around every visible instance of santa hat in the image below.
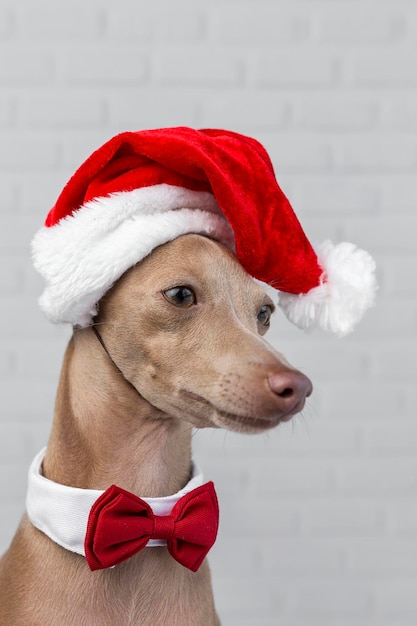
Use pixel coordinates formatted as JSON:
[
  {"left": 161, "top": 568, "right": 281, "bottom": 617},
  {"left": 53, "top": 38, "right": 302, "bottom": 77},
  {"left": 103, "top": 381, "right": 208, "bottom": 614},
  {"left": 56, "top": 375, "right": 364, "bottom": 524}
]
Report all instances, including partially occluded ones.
[{"left": 32, "top": 127, "right": 376, "bottom": 336}]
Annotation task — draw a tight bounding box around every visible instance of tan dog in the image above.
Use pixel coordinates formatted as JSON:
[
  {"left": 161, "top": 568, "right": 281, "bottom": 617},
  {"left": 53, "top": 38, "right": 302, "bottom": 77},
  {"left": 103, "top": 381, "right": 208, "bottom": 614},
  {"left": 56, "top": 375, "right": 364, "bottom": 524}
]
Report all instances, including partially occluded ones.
[{"left": 0, "top": 234, "right": 311, "bottom": 626}]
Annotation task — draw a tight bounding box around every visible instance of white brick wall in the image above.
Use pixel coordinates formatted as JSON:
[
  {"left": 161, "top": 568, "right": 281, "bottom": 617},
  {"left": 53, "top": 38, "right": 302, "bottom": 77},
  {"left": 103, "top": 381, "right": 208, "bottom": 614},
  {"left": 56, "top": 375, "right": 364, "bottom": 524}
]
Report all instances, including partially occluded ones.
[{"left": 1, "top": 1, "right": 416, "bottom": 624}]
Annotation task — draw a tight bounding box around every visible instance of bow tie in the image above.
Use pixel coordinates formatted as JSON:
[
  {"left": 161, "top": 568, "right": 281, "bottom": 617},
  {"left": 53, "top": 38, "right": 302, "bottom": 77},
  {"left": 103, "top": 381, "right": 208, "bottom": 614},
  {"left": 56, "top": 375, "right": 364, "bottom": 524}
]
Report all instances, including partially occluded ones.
[{"left": 84, "top": 481, "right": 219, "bottom": 572}]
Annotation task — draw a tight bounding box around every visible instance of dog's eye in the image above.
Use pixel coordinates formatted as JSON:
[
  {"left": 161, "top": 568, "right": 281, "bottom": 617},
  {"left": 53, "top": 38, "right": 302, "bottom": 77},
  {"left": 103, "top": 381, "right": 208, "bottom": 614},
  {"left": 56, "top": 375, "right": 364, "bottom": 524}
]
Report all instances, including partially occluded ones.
[
  {"left": 163, "top": 286, "right": 196, "bottom": 308},
  {"left": 257, "top": 304, "right": 273, "bottom": 327}
]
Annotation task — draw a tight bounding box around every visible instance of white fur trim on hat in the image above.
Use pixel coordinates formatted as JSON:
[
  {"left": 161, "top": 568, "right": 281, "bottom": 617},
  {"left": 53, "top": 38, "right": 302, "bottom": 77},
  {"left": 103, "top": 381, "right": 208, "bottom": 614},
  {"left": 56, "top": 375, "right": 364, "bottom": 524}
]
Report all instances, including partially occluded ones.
[
  {"left": 278, "top": 240, "right": 377, "bottom": 337},
  {"left": 32, "top": 184, "right": 235, "bottom": 327}
]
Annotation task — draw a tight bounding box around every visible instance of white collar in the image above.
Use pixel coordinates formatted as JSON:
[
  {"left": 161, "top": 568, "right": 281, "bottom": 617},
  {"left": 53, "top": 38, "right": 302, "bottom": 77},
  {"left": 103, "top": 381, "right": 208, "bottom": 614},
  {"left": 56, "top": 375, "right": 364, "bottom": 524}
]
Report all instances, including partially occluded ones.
[{"left": 26, "top": 448, "right": 204, "bottom": 556}]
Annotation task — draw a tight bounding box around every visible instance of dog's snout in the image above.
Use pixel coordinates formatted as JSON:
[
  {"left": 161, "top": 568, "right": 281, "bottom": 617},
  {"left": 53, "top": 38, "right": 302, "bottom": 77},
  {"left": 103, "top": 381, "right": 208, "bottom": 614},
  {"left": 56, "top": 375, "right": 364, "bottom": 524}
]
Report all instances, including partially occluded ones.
[
  {"left": 267, "top": 370, "right": 312, "bottom": 418},
  {"left": 268, "top": 370, "right": 312, "bottom": 400}
]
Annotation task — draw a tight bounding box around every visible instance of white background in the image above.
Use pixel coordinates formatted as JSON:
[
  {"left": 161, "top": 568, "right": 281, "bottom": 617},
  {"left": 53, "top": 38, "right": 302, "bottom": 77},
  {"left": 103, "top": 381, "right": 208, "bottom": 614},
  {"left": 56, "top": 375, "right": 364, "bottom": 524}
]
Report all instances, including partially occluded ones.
[{"left": 1, "top": 1, "right": 416, "bottom": 624}]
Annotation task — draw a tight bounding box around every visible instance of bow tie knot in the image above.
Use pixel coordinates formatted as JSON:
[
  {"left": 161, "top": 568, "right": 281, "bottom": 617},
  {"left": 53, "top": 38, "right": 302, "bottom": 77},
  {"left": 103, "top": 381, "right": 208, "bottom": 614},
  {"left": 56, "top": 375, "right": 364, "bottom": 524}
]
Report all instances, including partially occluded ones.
[
  {"left": 84, "top": 481, "right": 219, "bottom": 573},
  {"left": 152, "top": 514, "right": 176, "bottom": 541}
]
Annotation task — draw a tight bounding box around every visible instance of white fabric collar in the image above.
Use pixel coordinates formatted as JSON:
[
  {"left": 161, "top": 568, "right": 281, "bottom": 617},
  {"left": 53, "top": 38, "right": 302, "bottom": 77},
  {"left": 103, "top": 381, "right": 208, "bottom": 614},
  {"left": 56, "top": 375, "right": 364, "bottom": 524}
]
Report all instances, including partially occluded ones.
[{"left": 26, "top": 448, "right": 204, "bottom": 556}]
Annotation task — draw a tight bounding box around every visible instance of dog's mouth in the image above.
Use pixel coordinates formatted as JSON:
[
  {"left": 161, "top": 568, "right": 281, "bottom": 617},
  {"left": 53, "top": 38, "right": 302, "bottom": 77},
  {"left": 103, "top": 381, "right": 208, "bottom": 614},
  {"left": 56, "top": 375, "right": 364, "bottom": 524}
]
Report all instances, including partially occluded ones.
[
  {"left": 180, "top": 390, "right": 304, "bottom": 433},
  {"left": 215, "top": 401, "right": 306, "bottom": 432},
  {"left": 217, "top": 410, "right": 283, "bottom": 432}
]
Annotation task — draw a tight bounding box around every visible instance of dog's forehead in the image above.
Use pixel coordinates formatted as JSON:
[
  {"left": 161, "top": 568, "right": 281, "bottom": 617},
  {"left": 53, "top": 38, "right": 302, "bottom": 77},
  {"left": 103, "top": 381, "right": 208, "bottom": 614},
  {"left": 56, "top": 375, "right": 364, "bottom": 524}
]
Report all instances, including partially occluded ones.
[
  {"left": 161, "top": 235, "right": 259, "bottom": 279},
  {"left": 142, "top": 234, "right": 229, "bottom": 271},
  {"left": 135, "top": 234, "right": 268, "bottom": 298},
  {"left": 160, "top": 233, "right": 231, "bottom": 257}
]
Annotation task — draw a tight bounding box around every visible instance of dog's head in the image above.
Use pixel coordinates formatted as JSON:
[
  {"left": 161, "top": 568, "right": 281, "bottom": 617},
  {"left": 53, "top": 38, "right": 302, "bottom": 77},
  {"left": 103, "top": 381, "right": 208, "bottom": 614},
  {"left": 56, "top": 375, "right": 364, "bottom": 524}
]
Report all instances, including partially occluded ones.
[{"left": 93, "top": 234, "right": 312, "bottom": 434}]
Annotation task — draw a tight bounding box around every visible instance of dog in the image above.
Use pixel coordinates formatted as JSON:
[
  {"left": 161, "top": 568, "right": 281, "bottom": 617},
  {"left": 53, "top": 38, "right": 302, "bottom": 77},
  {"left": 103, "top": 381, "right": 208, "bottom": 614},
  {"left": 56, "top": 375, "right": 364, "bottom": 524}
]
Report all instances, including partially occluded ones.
[
  {"left": 0, "top": 125, "right": 375, "bottom": 625},
  {"left": 0, "top": 234, "right": 312, "bottom": 625}
]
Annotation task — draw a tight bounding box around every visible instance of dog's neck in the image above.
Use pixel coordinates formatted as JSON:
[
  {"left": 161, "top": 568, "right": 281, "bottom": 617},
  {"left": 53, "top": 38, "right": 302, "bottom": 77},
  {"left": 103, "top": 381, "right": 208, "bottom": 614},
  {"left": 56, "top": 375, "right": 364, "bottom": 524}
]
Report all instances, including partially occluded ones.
[{"left": 43, "top": 328, "right": 194, "bottom": 498}]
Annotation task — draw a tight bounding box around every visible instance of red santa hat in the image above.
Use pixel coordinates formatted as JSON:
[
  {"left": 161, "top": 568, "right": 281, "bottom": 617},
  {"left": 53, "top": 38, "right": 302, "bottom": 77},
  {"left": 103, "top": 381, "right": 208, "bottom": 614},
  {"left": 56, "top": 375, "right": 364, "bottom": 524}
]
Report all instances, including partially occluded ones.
[{"left": 32, "top": 127, "right": 376, "bottom": 336}]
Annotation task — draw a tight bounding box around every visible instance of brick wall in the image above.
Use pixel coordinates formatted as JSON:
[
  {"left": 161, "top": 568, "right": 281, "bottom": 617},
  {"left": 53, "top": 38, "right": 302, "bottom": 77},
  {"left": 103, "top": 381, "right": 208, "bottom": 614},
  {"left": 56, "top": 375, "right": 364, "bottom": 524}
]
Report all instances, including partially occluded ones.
[{"left": 1, "top": 1, "right": 416, "bottom": 624}]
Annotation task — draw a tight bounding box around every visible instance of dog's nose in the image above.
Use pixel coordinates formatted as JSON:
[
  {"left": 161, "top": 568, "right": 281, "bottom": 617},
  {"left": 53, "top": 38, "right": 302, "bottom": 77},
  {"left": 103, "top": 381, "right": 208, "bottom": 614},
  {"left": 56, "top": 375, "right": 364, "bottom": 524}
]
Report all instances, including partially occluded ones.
[{"left": 267, "top": 370, "right": 312, "bottom": 418}]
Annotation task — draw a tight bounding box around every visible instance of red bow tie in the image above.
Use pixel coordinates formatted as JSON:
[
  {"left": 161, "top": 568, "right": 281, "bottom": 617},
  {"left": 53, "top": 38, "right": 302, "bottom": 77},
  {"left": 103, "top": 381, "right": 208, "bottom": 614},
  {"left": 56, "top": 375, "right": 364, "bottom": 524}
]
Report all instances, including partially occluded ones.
[{"left": 84, "top": 481, "right": 219, "bottom": 573}]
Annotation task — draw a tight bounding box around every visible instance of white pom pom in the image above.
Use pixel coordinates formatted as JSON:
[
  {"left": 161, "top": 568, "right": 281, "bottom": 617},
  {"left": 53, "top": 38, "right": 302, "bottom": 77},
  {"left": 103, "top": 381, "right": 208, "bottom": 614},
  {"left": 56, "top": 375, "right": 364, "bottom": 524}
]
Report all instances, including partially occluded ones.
[{"left": 278, "top": 241, "right": 377, "bottom": 336}]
